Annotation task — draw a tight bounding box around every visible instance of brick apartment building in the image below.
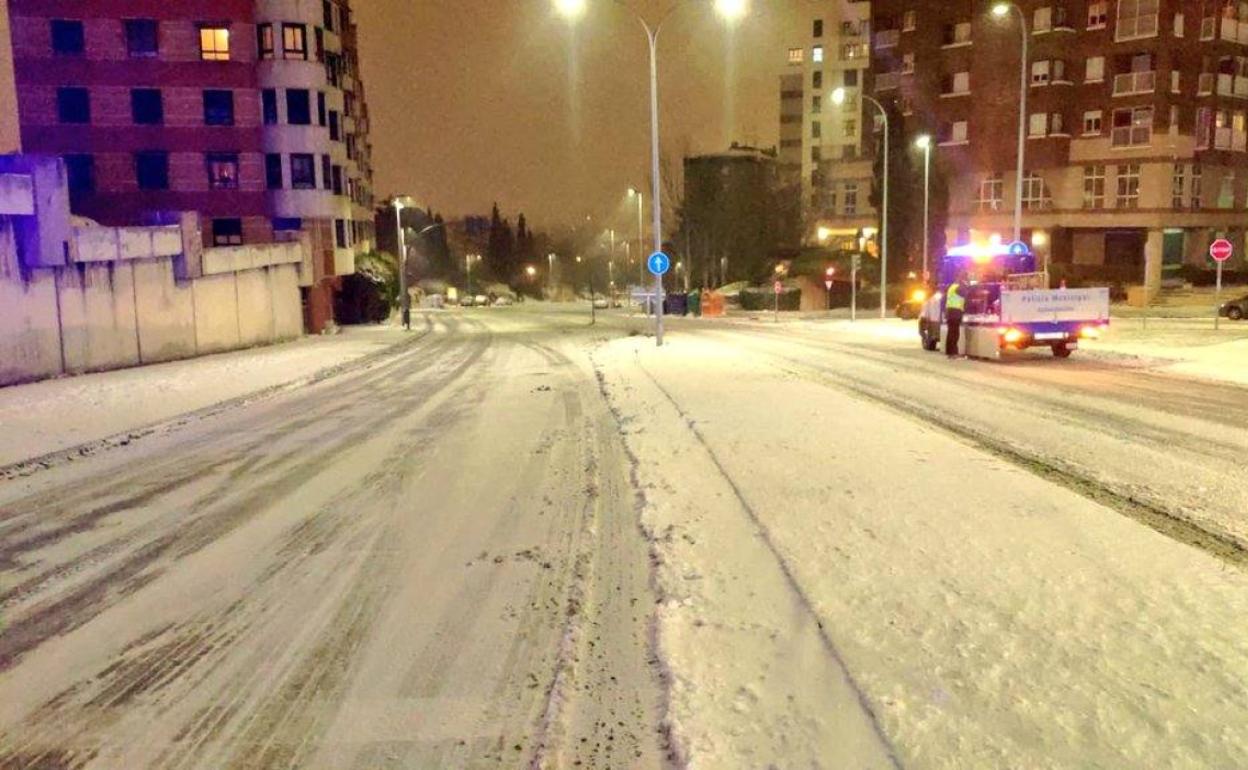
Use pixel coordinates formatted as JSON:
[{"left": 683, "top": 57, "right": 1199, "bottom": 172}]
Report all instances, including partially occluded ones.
[
  {"left": 785, "top": 0, "right": 1248, "bottom": 292},
  {"left": 6, "top": 0, "right": 374, "bottom": 331}
]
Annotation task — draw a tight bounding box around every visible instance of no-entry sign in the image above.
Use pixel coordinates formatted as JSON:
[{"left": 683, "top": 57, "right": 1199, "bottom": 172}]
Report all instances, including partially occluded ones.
[
  {"left": 774, "top": 280, "right": 783, "bottom": 293},
  {"left": 1211, "top": 238, "right": 1234, "bottom": 263}
]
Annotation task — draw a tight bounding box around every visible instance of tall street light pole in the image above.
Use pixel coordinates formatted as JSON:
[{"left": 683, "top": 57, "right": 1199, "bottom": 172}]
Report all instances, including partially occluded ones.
[
  {"left": 915, "top": 134, "right": 932, "bottom": 283},
  {"left": 993, "top": 2, "right": 1028, "bottom": 244},
  {"left": 629, "top": 187, "right": 645, "bottom": 289},
  {"left": 559, "top": 0, "right": 746, "bottom": 345},
  {"left": 834, "top": 87, "right": 889, "bottom": 319},
  {"left": 391, "top": 196, "right": 415, "bottom": 329}
]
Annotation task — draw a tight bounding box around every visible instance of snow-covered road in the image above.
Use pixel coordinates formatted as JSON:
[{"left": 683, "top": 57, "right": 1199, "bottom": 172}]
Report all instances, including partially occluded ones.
[{"left": 2, "top": 305, "right": 1246, "bottom": 769}]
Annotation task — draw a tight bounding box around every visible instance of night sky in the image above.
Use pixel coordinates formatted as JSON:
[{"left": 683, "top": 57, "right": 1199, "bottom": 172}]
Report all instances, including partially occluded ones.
[{"left": 355, "top": 0, "right": 805, "bottom": 229}]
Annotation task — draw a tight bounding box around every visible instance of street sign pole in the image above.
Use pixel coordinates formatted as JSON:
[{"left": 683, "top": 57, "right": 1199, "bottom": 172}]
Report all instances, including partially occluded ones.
[
  {"left": 1210, "top": 238, "right": 1233, "bottom": 331},
  {"left": 648, "top": 251, "right": 671, "bottom": 342},
  {"left": 851, "top": 254, "right": 860, "bottom": 323},
  {"left": 774, "top": 280, "right": 782, "bottom": 323}
]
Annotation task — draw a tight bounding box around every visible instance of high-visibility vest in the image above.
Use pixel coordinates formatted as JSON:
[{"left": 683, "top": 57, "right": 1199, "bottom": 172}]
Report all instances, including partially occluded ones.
[{"left": 946, "top": 283, "right": 966, "bottom": 311}]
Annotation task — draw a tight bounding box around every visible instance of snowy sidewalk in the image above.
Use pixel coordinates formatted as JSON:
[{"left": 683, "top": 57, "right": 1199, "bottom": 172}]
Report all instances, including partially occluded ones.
[{"left": 0, "top": 324, "right": 414, "bottom": 468}]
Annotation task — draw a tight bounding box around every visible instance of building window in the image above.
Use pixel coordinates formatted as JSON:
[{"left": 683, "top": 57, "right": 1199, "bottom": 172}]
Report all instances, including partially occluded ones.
[
  {"left": 811, "top": 146, "right": 822, "bottom": 163},
  {"left": 1115, "top": 163, "right": 1141, "bottom": 208},
  {"left": 903, "top": 10, "right": 917, "bottom": 31},
  {"left": 206, "top": 153, "right": 240, "bottom": 190},
  {"left": 1083, "top": 110, "right": 1103, "bottom": 134},
  {"left": 1029, "top": 112, "right": 1048, "bottom": 137},
  {"left": 1174, "top": 11, "right": 1185, "bottom": 36},
  {"left": 788, "top": 47, "right": 804, "bottom": 65},
  {"left": 324, "top": 0, "right": 336, "bottom": 31},
  {"left": 212, "top": 218, "right": 243, "bottom": 247},
  {"left": 335, "top": 219, "right": 348, "bottom": 249},
  {"left": 1022, "top": 172, "right": 1051, "bottom": 209},
  {"left": 56, "top": 87, "right": 90, "bottom": 124},
  {"left": 813, "top": 70, "right": 823, "bottom": 89},
  {"left": 274, "top": 217, "right": 303, "bottom": 232},
  {"left": 813, "top": 19, "right": 824, "bottom": 38},
  {"left": 1082, "top": 165, "right": 1106, "bottom": 208},
  {"left": 315, "top": 27, "right": 325, "bottom": 61},
  {"left": 843, "top": 118, "right": 857, "bottom": 138},
  {"left": 844, "top": 69, "right": 859, "bottom": 87},
  {"left": 291, "top": 154, "right": 317, "bottom": 189},
  {"left": 322, "top": 155, "right": 332, "bottom": 190},
  {"left": 258, "top": 23, "right": 274, "bottom": 59},
  {"left": 332, "top": 165, "right": 343, "bottom": 195},
  {"left": 329, "top": 111, "right": 341, "bottom": 141},
  {"left": 317, "top": 92, "right": 328, "bottom": 126},
  {"left": 1088, "top": 1, "right": 1108, "bottom": 28},
  {"left": 943, "top": 22, "right": 972, "bottom": 46},
  {"left": 812, "top": 45, "right": 825, "bottom": 63},
  {"left": 977, "top": 173, "right": 1004, "bottom": 211},
  {"left": 203, "top": 90, "right": 235, "bottom": 126},
  {"left": 1111, "top": 106, "right": 1153, "bottom": 147},
  {"left": 64, "top": 154, "right": 95, "bottom": 193},
  {"left": 942, "top": 120, "right": 969, "bottom": 144},
  {"left": 125, "top": 20, "right": 159, "bottom": 57},
  {"left": 199, "top": 25, "right": 231, "bottom": 61},
  {"left": 131, "top": 89, "right": 163, "bottom": 125},
  {"left": 1116, "top": 0, "right": 1159, "bottom": 41},
  {"left": 843, "top": 182, "right": 858, "bottom": 215},
  {"left": 135, "top": 151, "right": 169, "bottom": 190},
  {"left": 1034, "top": 6, "right": 1052, "bottom": 32},
  {"left": 265, "top": 153, "right": 283, "bottom": 189},
  {"left": 282, "top": 23, "right": 307, "bottom": 59},
  {"left": 51, "top": 20, "right": 85, "bottom": 56},
  {"left": 811, "top": 120, "right": 822, "bottom": 138},
  {"left": 286, "top": 89, "right": 312, "bottom": 125},
  {"left": 1085, "top": 56, "right": 1105, "bottom": 82},
  {"left": 1191, "top": 164, "right": 1203, "bottom": 208},
  {"left": 262, "top": 89, "right": 278, "bottom": 125},
  {"left": 903, "top": 53, "right": 916, "bottom": 74},
  {"left": 1031, "top": 60, "right": 1051, "bottom": 85},
  {"left": 1171, "top": 163, "right": 1186, "bottom": 208},
  {"left": 811, "top": 95, "right": 821, "bottom": 113}
]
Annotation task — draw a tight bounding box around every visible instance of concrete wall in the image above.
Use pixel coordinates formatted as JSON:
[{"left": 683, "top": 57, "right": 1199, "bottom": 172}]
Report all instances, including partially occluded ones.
[
  {"left": 0, "top": 220, "right": 60, "bottom": 385},
  {"left": 57, "top": 261, "right": 141, "bottom": 373}
]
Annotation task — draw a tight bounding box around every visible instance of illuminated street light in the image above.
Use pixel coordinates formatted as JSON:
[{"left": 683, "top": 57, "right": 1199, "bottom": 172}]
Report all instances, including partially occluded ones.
[
  {"left": 991, "top": 1, "right": 1028, "bottom": 244},
  {"left": 525, "top": 265, "right": 537, "bottom": 278},
  {"left": 832, "top": 86, "right": 890, "bottom": 319},
  {"left": 915, "top": 134, "right": 932, "bottom": 281},
  {"left": 554, "top": 0, "right": 587, "bottom": 20},
  {"left": 558, "top": 0, "right": 744, "bottom": 345}
]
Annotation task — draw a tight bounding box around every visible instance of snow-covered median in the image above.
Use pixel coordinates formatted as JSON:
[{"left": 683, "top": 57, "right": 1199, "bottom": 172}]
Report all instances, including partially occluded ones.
[
  {"left": 0, "top": 325, "right": 412, "bottom": 468},
  {"left": 595, "top": 332, "right": 1248, "bottom": 769}
]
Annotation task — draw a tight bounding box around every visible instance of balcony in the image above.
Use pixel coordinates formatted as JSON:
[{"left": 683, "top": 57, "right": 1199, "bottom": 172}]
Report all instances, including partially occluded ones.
[
  {"left": 1115, "top": 13, "right": 1158, "bottom": 41},
  {"left": 875, "top": 72, "right": 900, "bottom": 91},
  {"left": 1112, "top": 70, "right": 1155, "bottom": 96},
  {"left": 1222, "top": 18, "right": 1248, "bottom": 44},
  {"left": 1215, "top": 73, "right": 1248, "bottom": 98},
  {"left": 875, "top": 29, "right": 899, "bottom": 50}
]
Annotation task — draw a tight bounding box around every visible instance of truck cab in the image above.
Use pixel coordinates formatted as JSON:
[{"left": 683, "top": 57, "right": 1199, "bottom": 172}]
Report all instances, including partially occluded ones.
[{"left": 919, "top": 241, "right": 1110, "bottom": 359}]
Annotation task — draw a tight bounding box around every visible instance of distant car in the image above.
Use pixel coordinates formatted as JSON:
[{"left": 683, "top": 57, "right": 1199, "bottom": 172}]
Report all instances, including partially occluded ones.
[
  {"left": 592, "top": 297, "right": 610, "bottom": 309},
  {"left": 493, "top": 295, "right": 514, "bottom": 306},
  {"left": 895, "top": 288, "right": 929, "bottom": 320},
  {"left": 459, "top": 295, "right": 476, "bottom": 307},
  {"left": 1219, "top": 294, "right": 1247, "bottom": 321},
  {"left": 474, "top": 294, "right": 489, "bottom": 307}
]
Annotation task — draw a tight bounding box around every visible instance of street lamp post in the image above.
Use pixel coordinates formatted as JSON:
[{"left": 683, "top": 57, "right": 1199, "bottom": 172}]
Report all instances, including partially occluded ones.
[
  {"left": 392, "top": 196, "right": 415, "bottom": 329},
  {"left": 833, "top": 87, "right": 889, "bottom": 319},
  {"left": 547, "top": 252, "right": 556, "bottom": 295},
  {"left": 915, "top": 134, "right": 932, "bottom": 283},
  {"left": 560, "top": 0, "right": 747, "bottom": 345},
  {"left": 628, "top": 188, "right": 645, "bottom": 290},
  {"left": 992, "top": 2, "right": 1028, "bottom": 244}
]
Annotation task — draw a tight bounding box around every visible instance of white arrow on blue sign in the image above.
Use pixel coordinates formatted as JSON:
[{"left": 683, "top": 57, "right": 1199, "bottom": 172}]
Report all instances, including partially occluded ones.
[{"left": 648, "top": 251, "right": 671, "bottom": 276}]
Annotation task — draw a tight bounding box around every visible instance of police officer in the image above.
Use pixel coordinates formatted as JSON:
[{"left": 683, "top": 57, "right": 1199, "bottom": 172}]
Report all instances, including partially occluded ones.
[{"left": 945, "top": 274, "right": 966, "bottom": 358}]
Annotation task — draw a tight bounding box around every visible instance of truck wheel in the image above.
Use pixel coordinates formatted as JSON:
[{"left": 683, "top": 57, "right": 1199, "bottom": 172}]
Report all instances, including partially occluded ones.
[
  {"left": 1052, "top": 344, "right": 1073, "bottom": 358},
  {"left": 1229, "top": 307, "right": 1244, "bottom": 321}
]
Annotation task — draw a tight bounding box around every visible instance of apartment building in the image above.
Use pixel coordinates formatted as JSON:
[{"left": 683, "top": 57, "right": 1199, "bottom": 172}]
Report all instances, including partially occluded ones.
[
  {"left": 6, "top": 0, "right": 375, "bottom": 331},
  {"left": 870, "top": 0, "right": 1248, "bottom": 290},
  {"left": 779, "top": 0, "right": 877, "bottom": 250}
]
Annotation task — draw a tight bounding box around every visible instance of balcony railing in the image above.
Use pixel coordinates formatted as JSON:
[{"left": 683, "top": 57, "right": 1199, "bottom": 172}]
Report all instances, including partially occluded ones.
[
  {"left": 875, "top": 72, "right": 901, "bottom": 91},
  {"left": 875, "top": 29, "right": 900, "bottom": 49},
  {"left": 1222, "top": 18, "right": 1248, "bottom": 43},
  {"left": 1112, "top": 70, "right": 1155, "bottom": 96},
  {"left": 1111, "top": 125, "right": 1151, "bottom": 147}
]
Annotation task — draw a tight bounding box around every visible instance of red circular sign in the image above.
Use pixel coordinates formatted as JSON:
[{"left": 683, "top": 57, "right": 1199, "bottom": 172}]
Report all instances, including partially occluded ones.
[
  {"left": 773, "top": 280, "right": 783, "bottom": 293},
  {"left": 1211, "top": 238, "right": 1234, "bottom": 262}
]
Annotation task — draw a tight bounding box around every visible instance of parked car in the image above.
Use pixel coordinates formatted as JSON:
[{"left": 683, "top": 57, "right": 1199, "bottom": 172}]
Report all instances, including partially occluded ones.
[
  {"left": 474, "top": 294, "right": 490, "bottom": 307},
  {"left": 895, "top": 288, "right": 929, "bottom": 320},
  {"left": 592, "top": 297, "right": 610, "bottom": 309},
  {"left": 493, "top": 295, "right": 514, "bottom": 306},
  {"left": 459, "top": 295, "right": 476, "bottom": 307},
  {"left": 1219, "top": 294, "right": 1247, "bottom": 321}
]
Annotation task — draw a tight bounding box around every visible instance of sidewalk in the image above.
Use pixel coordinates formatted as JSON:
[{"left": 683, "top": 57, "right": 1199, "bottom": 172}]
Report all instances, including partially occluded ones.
[{"left": 0, "top": 324, "right": 413, "bottom": 469}]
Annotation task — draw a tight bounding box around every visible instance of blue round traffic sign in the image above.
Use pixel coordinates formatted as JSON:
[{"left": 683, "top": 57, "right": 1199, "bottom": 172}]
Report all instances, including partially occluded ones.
[
  {"left": 1007, "top": 240, "right": 1030, "bottom": 256},
  {"left": 648, "top": 251, "right": 671, "bottom": 276}
]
